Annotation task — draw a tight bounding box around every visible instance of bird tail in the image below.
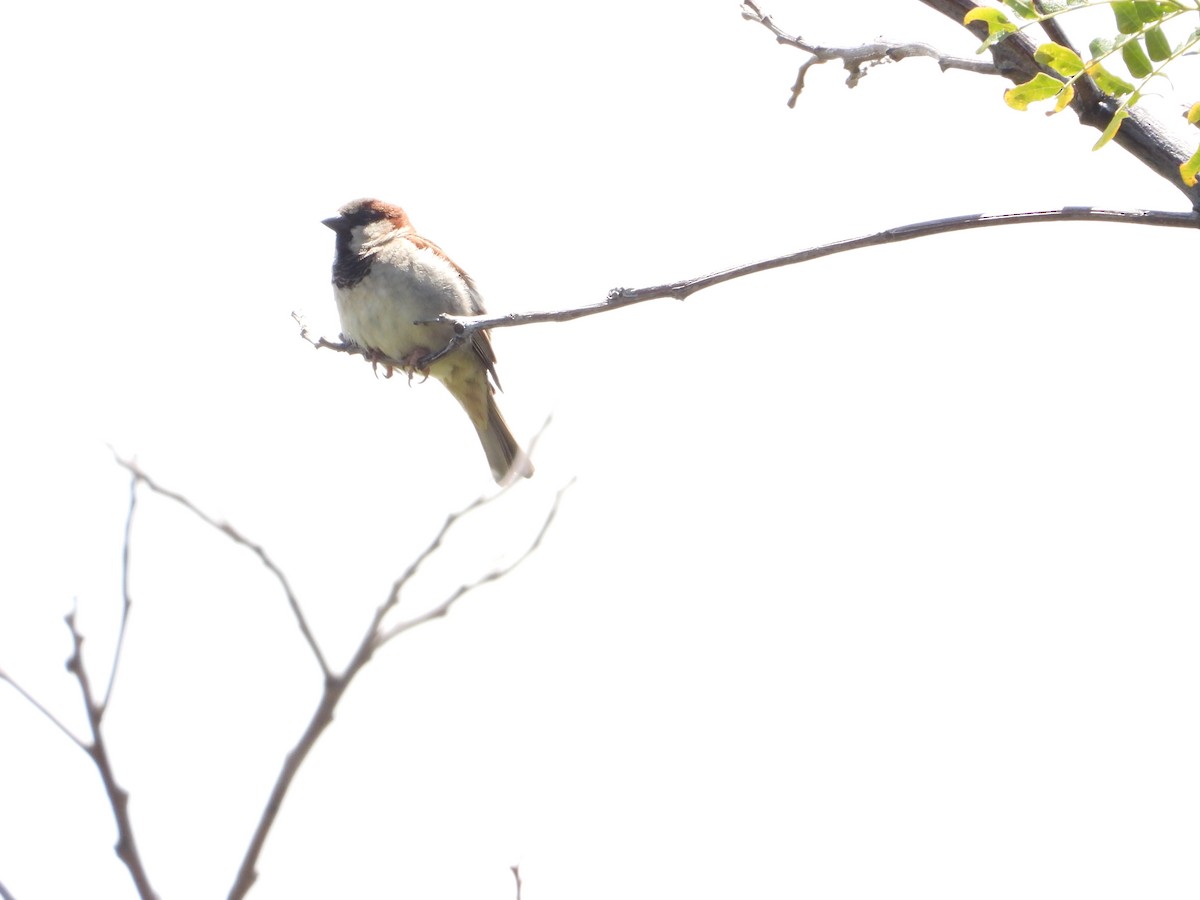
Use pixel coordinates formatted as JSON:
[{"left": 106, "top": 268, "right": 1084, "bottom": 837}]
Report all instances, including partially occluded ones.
[{"left": 477, "top": 394, "right": 534, "bottom": 484}]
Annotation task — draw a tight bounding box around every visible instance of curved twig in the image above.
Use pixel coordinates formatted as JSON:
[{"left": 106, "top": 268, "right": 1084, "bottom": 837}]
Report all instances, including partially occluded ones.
[
  {"left": 296, "top": 206, "right": 1196, "bottom": 367},
  {"left": 101, "top": 464, "right": 138, "bottom": 711},
  {"left": 112, "top": 456, "right": 332, "bottom": 679}
]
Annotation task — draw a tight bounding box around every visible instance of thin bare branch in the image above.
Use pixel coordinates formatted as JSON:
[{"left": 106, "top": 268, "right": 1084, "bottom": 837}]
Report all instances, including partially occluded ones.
[
  {"left": 63, "top": 607, "right": 159, "bottom": 900},
  {"left": 111, "top": 454, "right": 332, "bottom": 679},
  {"left": 741, "top": 0, "right": 996, "bottom": 105},
  {"left": 229, "top": 480, "right": 568, "bottom": 899},
  {"left": 226, "top": 669, "right": 344, "bottom": 900},
  {"left": 0, "top": 666, "right": 88, "bottom": 751},
  {"left": 101, "top": 465, "right": 139, "bottom": 711},
  {"left": 293, "top": 311, "right": 354, "bottom": 357},
  {"left": 377, "top": 479, "right": 573, "bottom": 647},
  {"left": 291, "top": 206, "right": 1196, "bottom": 364},
  {"left": 511, "top": 865, "right": 523, "bottom": 900},
  {"left": 0, "top": 877, "right": 17, "bottom": 900}
]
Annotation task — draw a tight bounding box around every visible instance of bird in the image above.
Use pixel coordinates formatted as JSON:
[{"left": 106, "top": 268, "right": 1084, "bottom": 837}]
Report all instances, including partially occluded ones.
[{"left": 322, "top": 198, "right": 532, "bottom": 483}]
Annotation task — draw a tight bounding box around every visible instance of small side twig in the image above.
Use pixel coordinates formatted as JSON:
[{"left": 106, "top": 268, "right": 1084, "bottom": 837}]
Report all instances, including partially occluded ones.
[
  {"left": 740, "top": 0, "right": 996, "bottom": 104},
  {"left": 511, "top": 865, "right": 523, "bottom": 900},
  {"left": 0, "top": 666, "right": 87, "bottom": 751}
]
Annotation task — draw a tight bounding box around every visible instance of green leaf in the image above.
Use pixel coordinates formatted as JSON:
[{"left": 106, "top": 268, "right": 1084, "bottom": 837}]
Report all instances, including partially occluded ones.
[
  {"left": 964, "top": 7, "right": 1018, "bottom": 50},
  {"left": 1004, "top": 73, "right": 1069, "bottom": 110},
  {"left": 1093, "top": 108, "right": 1130, "bottom": 149},
  {"left": 1002, "top": 0, "right": 1038, "bottom": 19},
  {"left": 1112, "top": 1, "right": 1141, "bottom": 34},
  {"left": 1122, "top": 38, "right": 1154, "bottom": 77},
  {"left": 1145, "top": 25, "right": 1171, "bottom": 61},
  {"left": 1181, "top": 144, "right": 1200, "bottom": 186},
  {"left": 1036, "top": 42, "right": 1085, "bottom": 76},
  {"left": 1133, "top": 1, "right": 1165, "bottom": 23},
  {"left": 1089, "top": 36, "right": 1116, "bottom": 58},
  {"left": 1089, "top": 63, "right": 1136, "bottom": 96},
  {"left": 1186, "top": 101, "right": 1200, "bottom": 126}
]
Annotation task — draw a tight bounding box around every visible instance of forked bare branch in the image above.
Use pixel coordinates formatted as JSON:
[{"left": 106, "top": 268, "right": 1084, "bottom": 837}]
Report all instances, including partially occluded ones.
[
  {"left": 740, "top": 0, "right": 996, "bottom": 105},
  {"left": 112, "top": 455, "right": 332, "bottom": 679},
  {"left": 228, "top": 477, "right": 568, "bottom": 899},
  {"left": 0, "top": 481, "right": 161, "bottom": 900},
  {"left": 3, "top": 456, "right": 564, "bottom": 900}
]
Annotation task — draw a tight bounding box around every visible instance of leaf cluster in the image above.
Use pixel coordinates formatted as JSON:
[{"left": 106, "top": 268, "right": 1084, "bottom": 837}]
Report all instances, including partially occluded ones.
[{"left": 966, "top": 0, "right": 1200, "bottom": 185}]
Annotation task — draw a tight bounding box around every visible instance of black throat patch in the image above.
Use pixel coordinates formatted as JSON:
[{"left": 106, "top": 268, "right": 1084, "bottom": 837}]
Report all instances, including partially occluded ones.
[{"left": 331, "top": 231, "right": 373, "bottom": 289}]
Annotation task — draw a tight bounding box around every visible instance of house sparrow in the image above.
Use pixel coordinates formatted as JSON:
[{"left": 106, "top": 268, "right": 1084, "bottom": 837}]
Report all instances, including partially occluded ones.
[{"left": 323, "top": 198, "right": 532, "bottom": 483}]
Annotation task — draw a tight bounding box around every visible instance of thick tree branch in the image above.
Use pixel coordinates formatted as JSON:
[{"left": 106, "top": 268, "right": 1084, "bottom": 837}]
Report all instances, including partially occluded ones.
[
  {"left": 744, "top": 0, "right": 1200, "bottom": 208},
  {"left": 919, "top": 0, "right": 1200, "bottom": 208}
]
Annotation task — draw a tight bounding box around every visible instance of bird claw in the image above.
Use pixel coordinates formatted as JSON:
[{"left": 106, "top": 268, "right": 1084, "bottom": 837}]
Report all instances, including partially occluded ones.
[
  {"left": 363, "top": 348, "right": 396, "bottom": 379},
  {"left": 362, "top": 346, "right": 434, "bottom": 382},
  {"left": 398, "top": 348, "right": 434, "bottom": 384}
]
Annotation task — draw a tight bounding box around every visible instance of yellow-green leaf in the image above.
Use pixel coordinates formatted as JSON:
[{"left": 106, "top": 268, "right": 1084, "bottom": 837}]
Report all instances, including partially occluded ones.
[
  {"left": 1054, "top": 82, "right": 1076, "bottom": 112},
  {"left": 1122, "top": 38, "right": 1154, "bottom": 77},
  {"left": 1089, "top": 63, "right": 1135, "bottom": 96},
  {"left": 1144, "top": 25, "right": 1172, "bottom": 60},
  {"left": 1002, "top": 0, "right": 1038, "bottom": 19},
  {"left": 965, "top": 7, "right": 1018, "bottom": 50},
  {"left": 1181, "top": 145, "right": 1200, "bottom": 186},
  {"left": 1005, "top": 73, "right": 1068, "bottom": 110},
  {"left": 1187, "top": 101, "right": 1200, "bottom": 126},
  {"left": 1093, "top": 108, "right": 1130, "bottom": 149},
  {"left": 1113, "top": 2, "right": 1141, "bottom": 33},
  {"left": 1036, "top": 42, "right": 1085, "bottom": 76}
]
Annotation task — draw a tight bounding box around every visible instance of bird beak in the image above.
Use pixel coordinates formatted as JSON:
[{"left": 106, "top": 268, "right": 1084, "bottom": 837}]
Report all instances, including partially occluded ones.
[{"left": 321, "top": 215, "right": 343, "bottom": 231}]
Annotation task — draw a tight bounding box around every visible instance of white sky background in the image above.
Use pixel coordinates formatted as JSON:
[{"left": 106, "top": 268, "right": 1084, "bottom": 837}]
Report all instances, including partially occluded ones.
[{"left": 2, "top": 1, "right": 1198, "bottom": 898}]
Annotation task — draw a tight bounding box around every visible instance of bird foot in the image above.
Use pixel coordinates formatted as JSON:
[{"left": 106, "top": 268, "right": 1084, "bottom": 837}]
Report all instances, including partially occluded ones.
[
  {"left": 400, "top": 348, "right": 434, "bottom": 384},
  {"left": 364, "top": 347, "right": 398, "bottom": 379}
]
